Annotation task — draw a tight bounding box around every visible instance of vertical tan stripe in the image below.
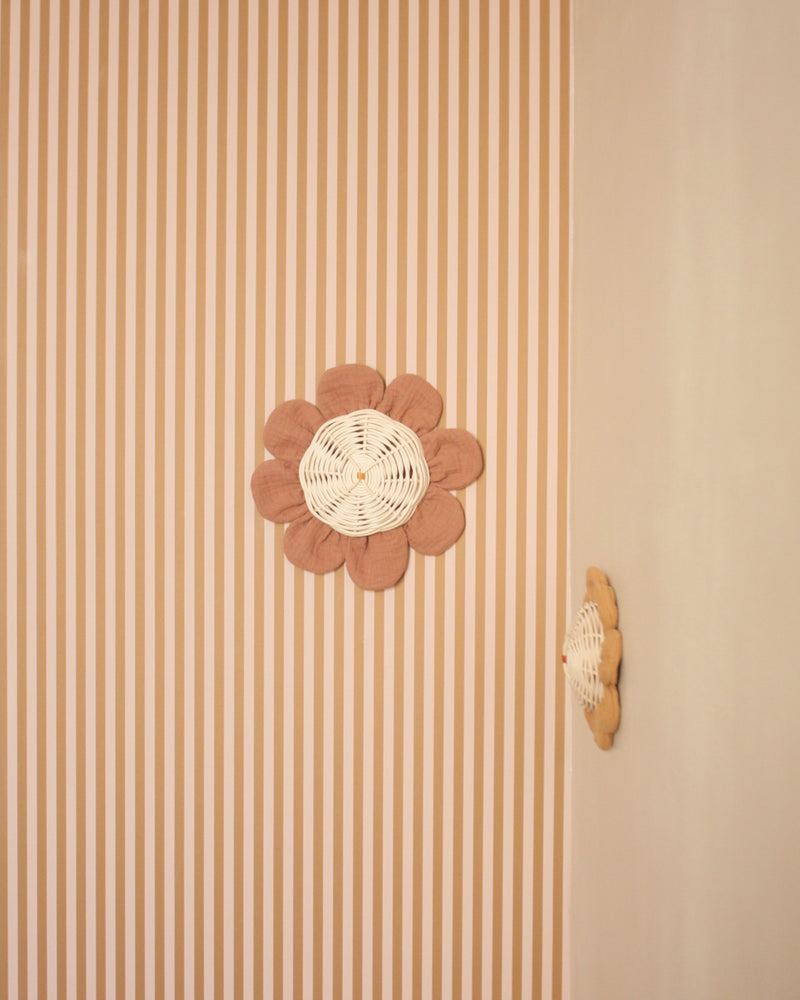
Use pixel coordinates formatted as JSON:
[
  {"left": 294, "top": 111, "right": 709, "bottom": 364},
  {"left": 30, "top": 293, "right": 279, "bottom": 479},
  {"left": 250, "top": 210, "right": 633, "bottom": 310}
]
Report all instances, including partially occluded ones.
[
  {"left": 371, "top": 5, "right": 389, "bottom": 993},
  {"left": 432, "top": 3, "right": 450, "bottom": 993},
  {"left": 35, "top": 4, "right": 49, "bottom": 983},
  {"left": 133, "top": 0, "right": 150, "bottom": 987},
  {"left": 334, "top": 0, "right": 348, "bottom": 367},
  {"left": 392, "top": 5, "right": 409, "bottom": 996},
  {"left": 291, "top": 5, "right": 309, "bottom": 997},
  {"left": 470, "top": 1, "right": 489, "bottom": 994},
  {"left": 94, "top": 0, "right": 110, "bottom": 989},
  {"left": 273, "top": 0, "right": 289, "bottom": 992},
  {"left": 0, "top": 0, "right": 10, "bottom": 989},
  {"left": 351, "top": 2, "right": 370, "bottom": 995},
  {"left": 512, "top": 0, "right": 531, "bottom": 991},
  {"left": 332, "top": 576, "right": 345, "bottom": 1000},
  {"left": 154, "top": 1, "right": 170, "bottom": 996},
  {"left": 75, "top": 0, "right": 90, "bottom": 993},
  {"left": 312, "top": 4, "right": 330, "bottom": 999},
  {"left": 413, "top": 5, "right": 429, "bottom": 996},
  {"left": 451, "top": 2, "right": 468, "bottom": 995},
  {"left": 113, "top": 3, "right": 129, "bottom": 995},
  {"left": 234, "top": 2, "right": 250, "bottom": 998},
  {"left": 352, "top": 588, "right": 366, "bottom": 999},
  {"left": 54, "top": 0, "right": 69, "bottom": 992},
  {"left": 533, "top": 1, "right": 551, "bottom": 994},
  {"left": 355, "top": 0, "right": 369, "bottom": 365},
  {"left": 252, "top": 0, "right": 269, "bottom": 996},
  {"left": 193, "top": 0, "right": 209, "bottom": 994},
  {"left": 332, "top": 4, "right": 348, "bottom": 998},
  {"left": 371, "top": 590, "right": 385, "bottom": 1000},
  {"left": 212, "top": 3, "right": 229, "bottom": 997},
  {"left": 173, "top": 1, "right": 189, "bottom": 995},
  {"left": 12, "top": 3, "right": 31, "bottom": 996},
  {"left": 491, "top": 1, "right": 510, "bottom": 995}
]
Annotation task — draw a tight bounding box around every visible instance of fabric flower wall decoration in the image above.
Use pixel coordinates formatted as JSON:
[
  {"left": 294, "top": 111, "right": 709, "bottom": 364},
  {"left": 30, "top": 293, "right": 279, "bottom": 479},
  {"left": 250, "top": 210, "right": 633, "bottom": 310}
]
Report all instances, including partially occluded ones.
[{"left": 251, "top": 364, "right": 483, "bottom": 590}]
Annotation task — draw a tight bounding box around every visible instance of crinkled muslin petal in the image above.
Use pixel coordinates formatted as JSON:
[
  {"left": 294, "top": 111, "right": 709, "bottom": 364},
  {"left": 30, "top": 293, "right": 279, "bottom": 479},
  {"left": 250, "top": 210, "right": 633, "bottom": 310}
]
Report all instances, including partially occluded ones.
[
  {"left": 316, "top": 364, "right": 385, "bottom": 419},
  {"left": 283, "top": 511, "right": 347, "bottom": 574},
  {"left": 345, "top": 528, "right": 409, "bottom": 591},
  {"left": 419, "top": 428, "right": 483, "bottom": 489},
  {"left": 263, "top": 399, "right": 325, "bottom": 464},
  {"left": 251, "top": 459, "right": 308, "bottom": 523},
  {"left": 377, "top": 373, "right": 443, "bottom": 434},
  {"left": 405, "top": 486, "right": 466, "bottom": 555}
]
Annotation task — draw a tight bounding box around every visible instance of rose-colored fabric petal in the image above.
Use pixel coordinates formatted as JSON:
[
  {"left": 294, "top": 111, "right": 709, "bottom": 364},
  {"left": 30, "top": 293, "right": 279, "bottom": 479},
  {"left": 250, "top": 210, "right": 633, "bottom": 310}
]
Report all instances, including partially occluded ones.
[
  {"left": 263, "top": 399, "right": 325, "bottom": 464},
  {"left": 345, "top": 528, "right": 409, "bottom": 591},
  {"left": 419, "top": 428, "right": 483, "bottom": 489},
  {"left": 405, "top": 486, "right": 466, "bottom": 555},
  {"left": 283, "top": 511, "right": 347, "bottom": 575},
  {"left": 251, "top": 459, "right": 308, "bottom": 523},
  {"left": 377, "top": 373, "right": 443, "bottom": 434},
  {"left": 316, "top": 364, "right": 385, "bottom": 419}
]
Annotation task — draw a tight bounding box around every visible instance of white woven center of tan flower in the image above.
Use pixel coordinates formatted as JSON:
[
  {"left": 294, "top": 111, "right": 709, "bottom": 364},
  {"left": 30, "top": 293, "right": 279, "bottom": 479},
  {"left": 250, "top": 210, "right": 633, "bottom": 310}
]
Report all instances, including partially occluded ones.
[
  {"left": 298, "top": 408, "right": 431, "bottom": 537},
  {"left": 562, "top": 601, "right": 605, "bottom": 711}
]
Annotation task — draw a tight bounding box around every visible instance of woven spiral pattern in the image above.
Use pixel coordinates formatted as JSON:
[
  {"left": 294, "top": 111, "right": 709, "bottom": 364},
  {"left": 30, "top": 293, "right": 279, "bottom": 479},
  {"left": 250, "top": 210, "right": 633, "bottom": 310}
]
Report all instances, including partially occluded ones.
[
  {"left": 298, "top": 408, "right": 431, "bottom": 537},
  {"left": 562, "top": 601, "right": 605, "bottom": 711}
]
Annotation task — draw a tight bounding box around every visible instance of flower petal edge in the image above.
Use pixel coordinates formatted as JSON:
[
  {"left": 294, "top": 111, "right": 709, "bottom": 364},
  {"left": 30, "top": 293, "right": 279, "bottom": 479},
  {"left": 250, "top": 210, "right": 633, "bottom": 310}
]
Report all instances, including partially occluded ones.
[{"left": 377, "top": 373, "right": 443, "bottom": 434}]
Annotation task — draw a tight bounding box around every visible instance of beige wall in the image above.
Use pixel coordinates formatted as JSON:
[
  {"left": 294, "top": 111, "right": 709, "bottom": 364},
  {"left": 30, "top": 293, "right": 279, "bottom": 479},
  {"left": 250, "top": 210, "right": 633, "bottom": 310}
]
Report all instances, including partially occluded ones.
[
  {"left": 569, "top": 1, "right": 800, "bottom": 997},
  {"left": 0, "top": 2, "right": 570, "bottom": 998}
]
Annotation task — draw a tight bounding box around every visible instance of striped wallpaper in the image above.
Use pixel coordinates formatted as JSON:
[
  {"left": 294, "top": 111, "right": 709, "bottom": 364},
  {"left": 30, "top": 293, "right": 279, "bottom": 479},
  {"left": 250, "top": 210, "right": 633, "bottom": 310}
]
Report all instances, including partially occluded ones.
[{"left": 0, "top": 0, "right": 570, "bottom": 998}]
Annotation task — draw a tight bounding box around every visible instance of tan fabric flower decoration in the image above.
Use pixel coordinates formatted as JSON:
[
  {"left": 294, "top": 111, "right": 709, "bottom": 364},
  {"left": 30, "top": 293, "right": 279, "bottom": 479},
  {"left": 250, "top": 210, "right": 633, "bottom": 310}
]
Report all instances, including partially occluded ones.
[
  {"left": 562, "top": 567, "right": 622, "bottom": 749},
  {"left": 251, "top": 364, "right": 483, "bottom": 590}
]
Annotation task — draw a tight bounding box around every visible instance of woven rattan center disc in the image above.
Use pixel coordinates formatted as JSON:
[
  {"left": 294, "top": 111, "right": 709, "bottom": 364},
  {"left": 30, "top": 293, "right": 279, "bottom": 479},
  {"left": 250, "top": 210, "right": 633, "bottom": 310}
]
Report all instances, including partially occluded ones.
[
  {"left": 298, "top": 409, "right": 431, "bottom": 537},
  {"left": 562, "top": 601, "right": 604, "bottom": 711}
]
